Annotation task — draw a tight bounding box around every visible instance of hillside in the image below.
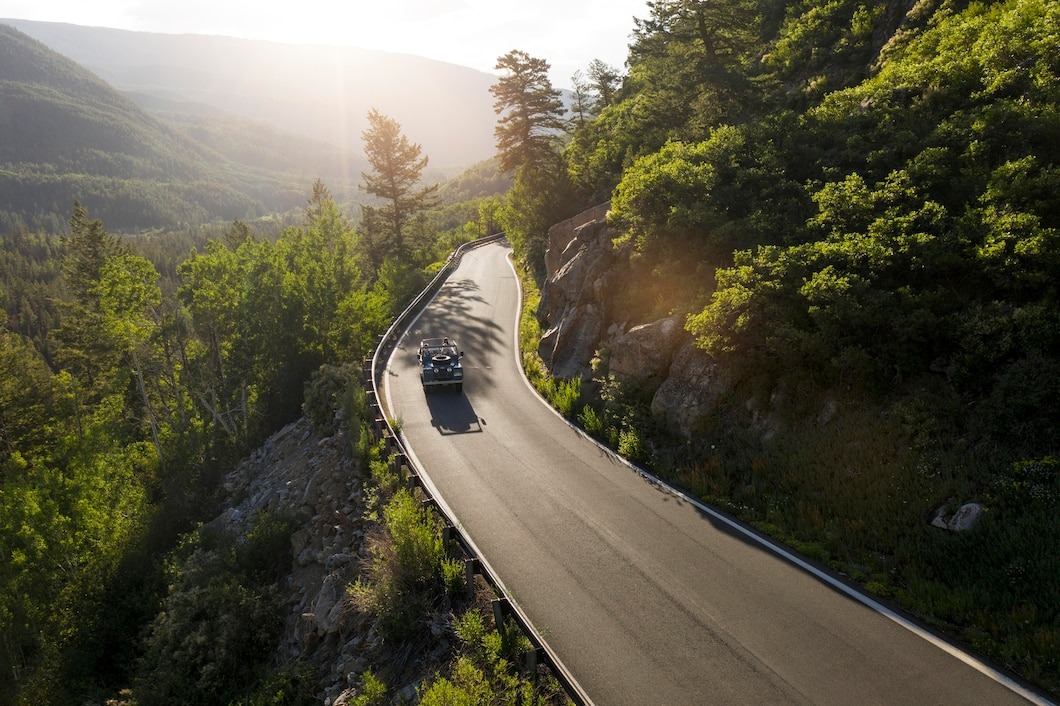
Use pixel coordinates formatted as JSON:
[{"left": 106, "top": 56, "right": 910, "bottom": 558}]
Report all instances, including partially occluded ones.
[
  {"left": 3, "top": 19, "right": 499, "bottom": 173},
  {"left": 518, "top": 0, "right": 1059, "bottom": 695},
  {"left": 0, "top": 24, "right": 325, "bottom": 232}
]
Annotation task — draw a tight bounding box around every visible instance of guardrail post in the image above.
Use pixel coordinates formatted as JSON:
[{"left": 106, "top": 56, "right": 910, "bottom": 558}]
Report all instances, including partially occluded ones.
[
  {"left": 524, "top": 647, "right": 544, "bottom": 682},
  {"left": 442, "top": 525, "right": 455, "bottom": 555},
  {"left": 464, "top": 558, "right": 478, "bottom": 599},
  {"left": 368, "top": 404, "right": 384, "bottom": 432},
  {"left": 492, "top": 597, "right": 509, "bottom": 631},
  {"left": 381, "top": 427, "right": 396, "bottom": 455}
]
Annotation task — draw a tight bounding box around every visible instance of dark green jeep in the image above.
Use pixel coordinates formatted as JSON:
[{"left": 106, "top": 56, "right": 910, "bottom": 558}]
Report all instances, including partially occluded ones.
[{"left": 417, "top": 337, "right": 464, "bottom": 393}]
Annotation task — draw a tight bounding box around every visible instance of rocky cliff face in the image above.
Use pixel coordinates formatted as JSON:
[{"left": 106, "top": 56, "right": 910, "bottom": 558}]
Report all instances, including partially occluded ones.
[
  {"left": 537, "top": 207, "right": 616, "bottom": 381},
  {"left": 537, "top": 204, "right": 730, "bottom": 438},
  {"left": 210, "top": 415, "right": 378, "bottom": 704}
]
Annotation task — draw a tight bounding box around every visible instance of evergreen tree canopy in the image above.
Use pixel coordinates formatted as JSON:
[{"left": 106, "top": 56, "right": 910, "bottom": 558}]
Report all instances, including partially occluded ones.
[
  {"left": 359, "top": 109, "right": 439, "bottom": 268},
  {"left": 489, "top": 50, "right": 566, "bottom": 176}
]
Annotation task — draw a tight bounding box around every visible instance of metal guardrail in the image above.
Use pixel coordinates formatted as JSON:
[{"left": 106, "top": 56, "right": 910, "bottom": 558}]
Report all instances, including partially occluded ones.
[{"left": 363, "top": 233, "right": 589, "bottom": 705}]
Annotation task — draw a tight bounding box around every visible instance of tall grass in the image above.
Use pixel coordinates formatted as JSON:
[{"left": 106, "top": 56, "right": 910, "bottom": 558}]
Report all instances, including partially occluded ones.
[{"left": 344, "top": 383, "right": 570, "bottom": 703}]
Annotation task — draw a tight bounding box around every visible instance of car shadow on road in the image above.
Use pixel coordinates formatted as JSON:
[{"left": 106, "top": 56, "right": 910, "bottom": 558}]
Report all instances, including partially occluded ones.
[{"left": 425, "top": 388, "right": 483, "bottom": 435}]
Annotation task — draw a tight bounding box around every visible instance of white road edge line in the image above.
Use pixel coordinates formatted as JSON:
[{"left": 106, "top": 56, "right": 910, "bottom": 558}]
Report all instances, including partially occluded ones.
[
  {"left": 500, "top": 250, "right": 1054, "bottom": 706},
  {"left": 382, "top": 243, "right": 595, "bottom": 706}
]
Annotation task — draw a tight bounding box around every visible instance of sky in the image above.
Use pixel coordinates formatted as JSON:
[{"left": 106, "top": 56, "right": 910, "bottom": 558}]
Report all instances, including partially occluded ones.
[{"left": 0, "top": 0, "right": 652, "bottom": 86}]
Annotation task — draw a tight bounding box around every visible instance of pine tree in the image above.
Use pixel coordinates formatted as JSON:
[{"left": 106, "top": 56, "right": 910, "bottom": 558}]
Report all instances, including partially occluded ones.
[
  {"left": 53, "top": 202, "right": 126, "bottom": 393},
  {"left": 587, "top": 59, "right": 622, "bottom": 110},
  {"left": 359, "top": 109, "right": 438, "bottom": 266},
  {"left": 489, "top": 50, "right": 566, "bottom": 176}
]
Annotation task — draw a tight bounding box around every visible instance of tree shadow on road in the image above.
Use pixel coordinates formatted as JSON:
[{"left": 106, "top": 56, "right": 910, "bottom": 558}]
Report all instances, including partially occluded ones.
[{"left": 408, "top": 277, "right": 505, "bottom": 361}]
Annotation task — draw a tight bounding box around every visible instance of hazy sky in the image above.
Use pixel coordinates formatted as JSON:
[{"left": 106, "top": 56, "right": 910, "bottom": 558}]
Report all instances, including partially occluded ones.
[{"left": 0, "top": 0, "right": 651, "bottom": 86}]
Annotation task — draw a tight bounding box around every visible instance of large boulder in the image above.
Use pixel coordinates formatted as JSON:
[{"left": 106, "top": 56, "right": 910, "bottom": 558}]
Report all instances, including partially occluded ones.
[
  {"left": 930, "top": 502, "right": 984, "bottom": 532},
  {"left": 538, "top": 302, "right": 607, "bottom": 380},
  {"left": 651, "top": 341, "right": 735, "bottom": 438},
  {"left": 609, "top": 314, "right": 688, "bottom": 386},
  {"left": 537, "top": 208, "right": 620, "bottom": 380}
]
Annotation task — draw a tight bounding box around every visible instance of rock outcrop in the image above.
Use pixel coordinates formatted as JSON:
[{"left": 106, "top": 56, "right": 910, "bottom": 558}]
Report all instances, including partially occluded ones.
[
  {"left": 609, "top": 314, "right": 687, "bottom": 385},
  {"left": 536, "top": 203, "right": 720, "bottom": 435},
  {"left": 649, "top": 341, "right": 735, "bottom": 438},
  {"left": 537, "top": 209, "right": 619, "bottom": 380},
  {"left": 212, "top": 415, "right": 375, "bottom": 704}
]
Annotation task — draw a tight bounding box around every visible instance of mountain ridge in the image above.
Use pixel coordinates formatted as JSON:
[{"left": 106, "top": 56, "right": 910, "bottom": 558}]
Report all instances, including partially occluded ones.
[
  {"left": 0, "top": 23, "right": 331, "bottom": 232},
  {"left": 2, "top": 19, "right": 500, "bottom": 172}
]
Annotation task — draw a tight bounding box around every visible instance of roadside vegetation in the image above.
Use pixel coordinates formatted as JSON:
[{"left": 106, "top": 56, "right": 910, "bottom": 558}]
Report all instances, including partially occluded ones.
[
  {"left": 2, "top": 0, "right": 1057, "bottom": 700},
  {"left": 497, "top": 0, "right": 1059, "bottom": 696},
  {"left": 341, "top": 392, "right": 570, "bottom": 705}
]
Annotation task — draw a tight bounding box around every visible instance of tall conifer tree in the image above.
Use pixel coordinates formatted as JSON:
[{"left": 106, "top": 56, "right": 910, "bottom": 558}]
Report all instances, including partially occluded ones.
[
  {"left": 359, "top": 110, "right": 438, "bottom": 265},
  {"left": 489, "top": 50, "right": 566, "bottom": 176}
]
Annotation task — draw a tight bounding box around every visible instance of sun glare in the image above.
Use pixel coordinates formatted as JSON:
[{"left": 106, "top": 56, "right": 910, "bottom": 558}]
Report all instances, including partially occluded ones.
[{"left": 2, "top": 0, "right": 649, "bottom": 84}]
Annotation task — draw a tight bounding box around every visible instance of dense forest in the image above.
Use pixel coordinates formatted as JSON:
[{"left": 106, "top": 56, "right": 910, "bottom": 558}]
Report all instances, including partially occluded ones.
[
  {"left": 1, "top": 0, "right": 1058, "bottom": 701},
  {"left": 490, "top": 0, "right": 1059, "bottom": 697},
  {"left": 0, "top": 46, "right": 509, "bottom": 696}
]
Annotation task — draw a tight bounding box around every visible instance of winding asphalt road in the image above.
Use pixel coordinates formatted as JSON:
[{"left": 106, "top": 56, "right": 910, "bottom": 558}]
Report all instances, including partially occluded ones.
[{"left": 384, "top": 241, "right": 1050, "bottom": 705}]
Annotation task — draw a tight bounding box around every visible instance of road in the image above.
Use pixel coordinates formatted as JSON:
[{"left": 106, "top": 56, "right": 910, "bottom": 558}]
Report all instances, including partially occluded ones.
[{"left": 384, "top": 241, "right": 1048, "bottom": 705}]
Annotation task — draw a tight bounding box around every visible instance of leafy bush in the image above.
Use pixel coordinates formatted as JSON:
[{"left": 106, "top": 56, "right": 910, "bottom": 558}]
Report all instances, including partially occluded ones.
[
  {"left": 303, "top": 364, "right": 353, "bottom": 436},
  {"left": 238, "top": 659, "right": 318, "bottom": 706},
  {"left": 418, "top": 610, "right": 564, "bottom": 705},
  {"left": 132, "top": 512, "right": 295, "bottom": 706},
  {"left": 386, "top": 489, "right": 448, "bottom": 583},
  {"left": 346, "top": 671, "right": 387, "bottom": 706},
  {"left": 550, "top": 378, "right": 582, "bottom": 418},
  {"left": 349, "top": 489, "right": 458, "bottom": 643},
  {"left": 578, "top": 404, "right": 607, "bottom": 438},
  {"left": 617, "top": 426, "right": 647, "bottom": 464}
]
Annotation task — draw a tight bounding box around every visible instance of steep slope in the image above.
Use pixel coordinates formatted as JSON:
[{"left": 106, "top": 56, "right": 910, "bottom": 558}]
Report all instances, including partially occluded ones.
[
  {"left": 0, "top": 24, "right": 207, "bottom": 178},
  {"left": 541, "top": 0, "right": 1059, "bottom": 695},
  {"left": 4, "top": 19, "right": 499, "bottom": 172},
  {"left": 0, "top": 24, "right": 317, "bottom": 232}
]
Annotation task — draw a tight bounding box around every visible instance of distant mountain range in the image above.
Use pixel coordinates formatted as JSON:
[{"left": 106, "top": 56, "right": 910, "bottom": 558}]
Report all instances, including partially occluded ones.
[
  {"left": 3, "top": 19, "right": 499, "bottom": 172},
  {"left": 0, "top": 20, "right": 500, "bottom": 232}
]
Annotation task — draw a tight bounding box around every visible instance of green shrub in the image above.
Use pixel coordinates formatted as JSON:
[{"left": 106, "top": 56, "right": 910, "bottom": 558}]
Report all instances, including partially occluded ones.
[
  {"left": 343, "top": 380, "right": 370, "bottom": 428},
  {"left": 237, "top": 659, "right": 318, "bottom": 706},
  {"left": 440, "top": 556, "right": 466, "bottom": 595},
  {"left": 238, "top": 511, "right": 297, "bottom": 583},
  {"left": 865, "top": 581, "right": 893, "bottom": 598},
  {"left": 617, "top": 426, "right": 646, "bottom": 464},
  {"left": 426, "top": 610, "right": 565, "bottom": 705},
  {"left": 347, "top": 671, "right": 387, "bottom": 706},
  {"left": 578, "top": 404, "right": 606, "bottom": 438},
  {"left": 385, "top": 489, "right": 447, "bottom": 583},
  {"left": 550, "top": 378, "right": 582, "bottom": 417},
  {"left": 132, "top": 520, "right": 287, "bottom": 706},
  {"left": 364, "top": 451, "right": 398, "bottom": 521},
  {"left": 419, "top": 658, "right": 492, "bottom": 705},
  {"left": 303, "top": 364, "right": 353, "bottom": 436},
  {"left": 350, "top": 489, "right": 455, "bottom": 643}
]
